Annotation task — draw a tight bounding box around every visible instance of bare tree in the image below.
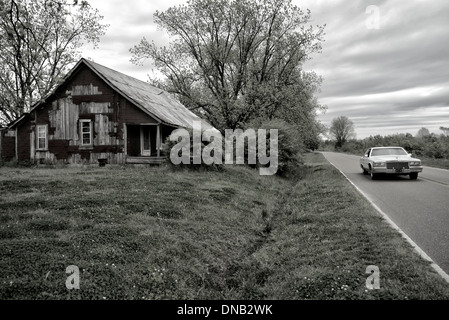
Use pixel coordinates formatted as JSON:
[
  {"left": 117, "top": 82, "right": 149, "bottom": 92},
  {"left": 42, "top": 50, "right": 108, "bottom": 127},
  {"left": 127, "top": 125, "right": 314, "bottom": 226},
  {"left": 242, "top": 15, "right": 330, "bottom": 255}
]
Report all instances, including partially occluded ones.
[
  {"left": 0, "top": 0, "right": 108, "bottom": 125},
  {"left": 329, "top": 116, "right": 355, "bottom": 148}
]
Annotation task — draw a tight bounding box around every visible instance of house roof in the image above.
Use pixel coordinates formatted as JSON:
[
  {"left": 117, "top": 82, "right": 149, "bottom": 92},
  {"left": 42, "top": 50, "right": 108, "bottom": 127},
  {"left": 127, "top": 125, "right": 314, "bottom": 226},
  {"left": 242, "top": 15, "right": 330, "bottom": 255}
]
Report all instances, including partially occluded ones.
[
  {"left": 8, "top": 58, "right": 215, "bottom": 131},
  {"left": 81, "top": 58, "right": 214, "bottom": 130},
  {"left": 5, "top": 113, "right": 27, "bottom": 130}
]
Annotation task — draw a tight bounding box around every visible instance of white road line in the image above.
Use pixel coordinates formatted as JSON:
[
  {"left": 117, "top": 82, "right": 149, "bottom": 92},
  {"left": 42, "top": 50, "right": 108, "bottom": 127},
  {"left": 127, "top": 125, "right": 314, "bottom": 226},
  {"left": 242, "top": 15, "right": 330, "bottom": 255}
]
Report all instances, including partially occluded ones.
[
  {"left": 420, "top": 177, "right": 449, "bottom": 188},
  {"left": 325, "top": 155, "right": 449, "bottom": 284}
]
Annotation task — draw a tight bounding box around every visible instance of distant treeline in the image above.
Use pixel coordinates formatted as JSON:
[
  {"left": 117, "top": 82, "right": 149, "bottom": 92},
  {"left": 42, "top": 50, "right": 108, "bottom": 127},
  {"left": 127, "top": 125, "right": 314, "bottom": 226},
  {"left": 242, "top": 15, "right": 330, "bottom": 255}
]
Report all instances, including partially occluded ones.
[{"left": 322, "top": 132, "right": 449, "bottom": 159}]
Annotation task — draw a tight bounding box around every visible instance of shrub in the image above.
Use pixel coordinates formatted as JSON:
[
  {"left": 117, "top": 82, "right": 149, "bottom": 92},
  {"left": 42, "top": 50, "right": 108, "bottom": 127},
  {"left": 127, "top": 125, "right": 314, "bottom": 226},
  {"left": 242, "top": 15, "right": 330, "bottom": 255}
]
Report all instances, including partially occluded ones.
[
  {"left": 424, "top": 141, "right": 446, "bottom": 159},
  {"left": 162, "top": 119, "right": 305, "bottom": 178},
  {"left": 161, "top": 128, "right": 224, "bottom": 172},
  {"left": 246, "top": 118, "right": 305, "bottom": 178}
]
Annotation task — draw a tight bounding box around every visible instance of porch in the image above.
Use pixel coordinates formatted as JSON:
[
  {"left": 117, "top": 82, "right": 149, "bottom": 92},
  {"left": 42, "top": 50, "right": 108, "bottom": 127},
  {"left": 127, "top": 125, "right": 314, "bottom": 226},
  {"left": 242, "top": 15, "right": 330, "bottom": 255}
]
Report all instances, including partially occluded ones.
[
  {"left": 124, "top": 123, "right": 172, "bottom": 165},
  {"left": 125, "top": 156, "right": 165, "bottom": 165}
]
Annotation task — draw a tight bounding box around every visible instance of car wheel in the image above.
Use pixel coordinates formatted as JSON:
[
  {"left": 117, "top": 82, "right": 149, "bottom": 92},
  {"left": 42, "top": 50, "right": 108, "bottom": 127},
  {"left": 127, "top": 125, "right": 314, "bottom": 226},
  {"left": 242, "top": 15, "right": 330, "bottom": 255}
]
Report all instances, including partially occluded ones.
[
  {"left": 368, "top": 165, "right": 377, "bottom": 180},
  {"left": 362, "top": 165, "right": 368, "bottom": 175},
  {"left": 410, "top": 172, "right": 418, "bottom": 180}
]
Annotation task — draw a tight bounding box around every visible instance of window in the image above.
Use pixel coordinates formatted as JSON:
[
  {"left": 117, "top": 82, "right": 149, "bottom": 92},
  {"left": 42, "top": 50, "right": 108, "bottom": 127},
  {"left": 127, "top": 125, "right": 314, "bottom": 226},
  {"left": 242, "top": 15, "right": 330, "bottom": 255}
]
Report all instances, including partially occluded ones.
[
  {"left": 80, "top": 120, "right": 92, "bottom": 145},
  {"left": 371, "top": 148, "right": 407, "bottom": 157},
  {"left": 36, "top": 125, "right": 47, "bottom": 150}
]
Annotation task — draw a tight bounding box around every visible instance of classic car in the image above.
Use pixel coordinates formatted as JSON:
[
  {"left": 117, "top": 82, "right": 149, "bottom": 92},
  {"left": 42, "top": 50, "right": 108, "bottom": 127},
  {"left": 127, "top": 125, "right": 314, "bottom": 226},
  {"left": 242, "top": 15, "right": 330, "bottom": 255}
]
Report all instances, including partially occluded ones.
[{"left": 360, "top": 146, "right": 423, "bottom": 180}]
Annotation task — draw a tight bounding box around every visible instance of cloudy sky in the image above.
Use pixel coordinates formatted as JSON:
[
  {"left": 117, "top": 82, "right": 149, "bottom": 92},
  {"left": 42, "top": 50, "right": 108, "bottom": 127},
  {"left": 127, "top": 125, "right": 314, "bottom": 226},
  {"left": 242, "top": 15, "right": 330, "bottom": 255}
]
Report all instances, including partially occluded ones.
[{"left": 83, "top": 0, "right": 449, "bottom": 139}]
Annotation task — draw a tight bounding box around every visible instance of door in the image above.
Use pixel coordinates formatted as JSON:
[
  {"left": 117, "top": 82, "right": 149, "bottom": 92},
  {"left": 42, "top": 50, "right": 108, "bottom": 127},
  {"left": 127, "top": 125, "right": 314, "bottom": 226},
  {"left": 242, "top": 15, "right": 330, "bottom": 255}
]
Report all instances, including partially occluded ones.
[
  {"left": 127, "top": 125, "right": 141, "bottom": 157},
  {"left": 361, "top": 148, "right": 371, "bottom": 168}
]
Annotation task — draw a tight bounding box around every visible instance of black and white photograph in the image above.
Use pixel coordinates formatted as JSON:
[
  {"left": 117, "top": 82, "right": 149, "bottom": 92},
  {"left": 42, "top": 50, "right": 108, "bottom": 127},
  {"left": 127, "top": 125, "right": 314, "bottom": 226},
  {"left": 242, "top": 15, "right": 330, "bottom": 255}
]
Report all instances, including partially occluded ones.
[{"left": 1, "top": 0, "right": 449, "bottom": 313}]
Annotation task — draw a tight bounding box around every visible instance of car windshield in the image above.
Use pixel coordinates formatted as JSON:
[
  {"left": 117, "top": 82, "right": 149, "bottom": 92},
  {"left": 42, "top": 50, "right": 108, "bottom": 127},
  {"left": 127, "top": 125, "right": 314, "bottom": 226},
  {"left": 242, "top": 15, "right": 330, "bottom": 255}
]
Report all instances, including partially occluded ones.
[{"left": 371, "top": 148, "right": 408, "bottom": 156}]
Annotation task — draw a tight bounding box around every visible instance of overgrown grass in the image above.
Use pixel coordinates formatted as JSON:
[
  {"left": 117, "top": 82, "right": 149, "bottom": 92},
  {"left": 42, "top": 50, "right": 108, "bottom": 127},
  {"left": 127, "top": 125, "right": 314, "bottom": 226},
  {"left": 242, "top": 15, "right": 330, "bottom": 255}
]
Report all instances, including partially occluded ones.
[
  {"left": 1, "top": 154, "right": 449, "bottom": 300},
  {"left": 420, "top": 157, "right": 449, "bottom": 170}
]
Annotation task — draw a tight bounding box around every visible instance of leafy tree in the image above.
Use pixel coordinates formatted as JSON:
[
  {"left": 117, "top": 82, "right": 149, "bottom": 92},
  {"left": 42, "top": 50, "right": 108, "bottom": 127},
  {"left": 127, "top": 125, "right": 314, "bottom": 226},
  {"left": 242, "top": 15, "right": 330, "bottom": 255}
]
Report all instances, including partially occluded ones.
[
  {"left": 329, "top": 116, "right": 355, "bottom": 148},
  {"left": 0, "top": 0, "right": 108, "bottom": 125},
  {"left": 130, "top": 0, "right": 326, "bottom": 145}
]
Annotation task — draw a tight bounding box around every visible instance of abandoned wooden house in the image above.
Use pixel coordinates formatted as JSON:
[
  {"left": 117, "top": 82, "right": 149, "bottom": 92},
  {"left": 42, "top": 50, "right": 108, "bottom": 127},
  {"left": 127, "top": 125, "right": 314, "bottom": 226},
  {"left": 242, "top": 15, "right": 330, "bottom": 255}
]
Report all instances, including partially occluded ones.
[{"left": 0, "top": 58, "right": 214, "bottom": 165}]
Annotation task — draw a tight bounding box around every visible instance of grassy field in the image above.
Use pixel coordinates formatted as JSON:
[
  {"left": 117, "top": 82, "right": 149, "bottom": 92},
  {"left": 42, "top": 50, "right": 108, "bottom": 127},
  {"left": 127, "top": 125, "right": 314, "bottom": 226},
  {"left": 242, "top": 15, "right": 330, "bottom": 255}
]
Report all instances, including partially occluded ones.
[{"left": 1, "top": 152, "right": 449, "bottom": 300}]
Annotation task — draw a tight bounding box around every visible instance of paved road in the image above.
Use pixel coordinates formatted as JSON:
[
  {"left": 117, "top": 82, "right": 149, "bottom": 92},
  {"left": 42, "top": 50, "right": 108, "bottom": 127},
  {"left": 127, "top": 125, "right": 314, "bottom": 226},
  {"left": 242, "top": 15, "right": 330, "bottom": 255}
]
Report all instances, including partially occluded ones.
[{"left": 322, "top": 152, "right": 449, "bottom": 274}]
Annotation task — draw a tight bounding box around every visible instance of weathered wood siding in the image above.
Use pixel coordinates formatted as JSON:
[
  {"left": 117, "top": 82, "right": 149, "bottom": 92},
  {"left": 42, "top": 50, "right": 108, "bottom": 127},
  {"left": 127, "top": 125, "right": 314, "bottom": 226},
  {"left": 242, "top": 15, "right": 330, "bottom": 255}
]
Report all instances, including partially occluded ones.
[
  {"left": 24, "top": 65, "right": 152, "bottom": 164},
  {"left": 38, "top": 79, "right": 122, "bottom": 164},
  {"left": 118, "top": 96, "right": 158, "bottom": 125}
]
